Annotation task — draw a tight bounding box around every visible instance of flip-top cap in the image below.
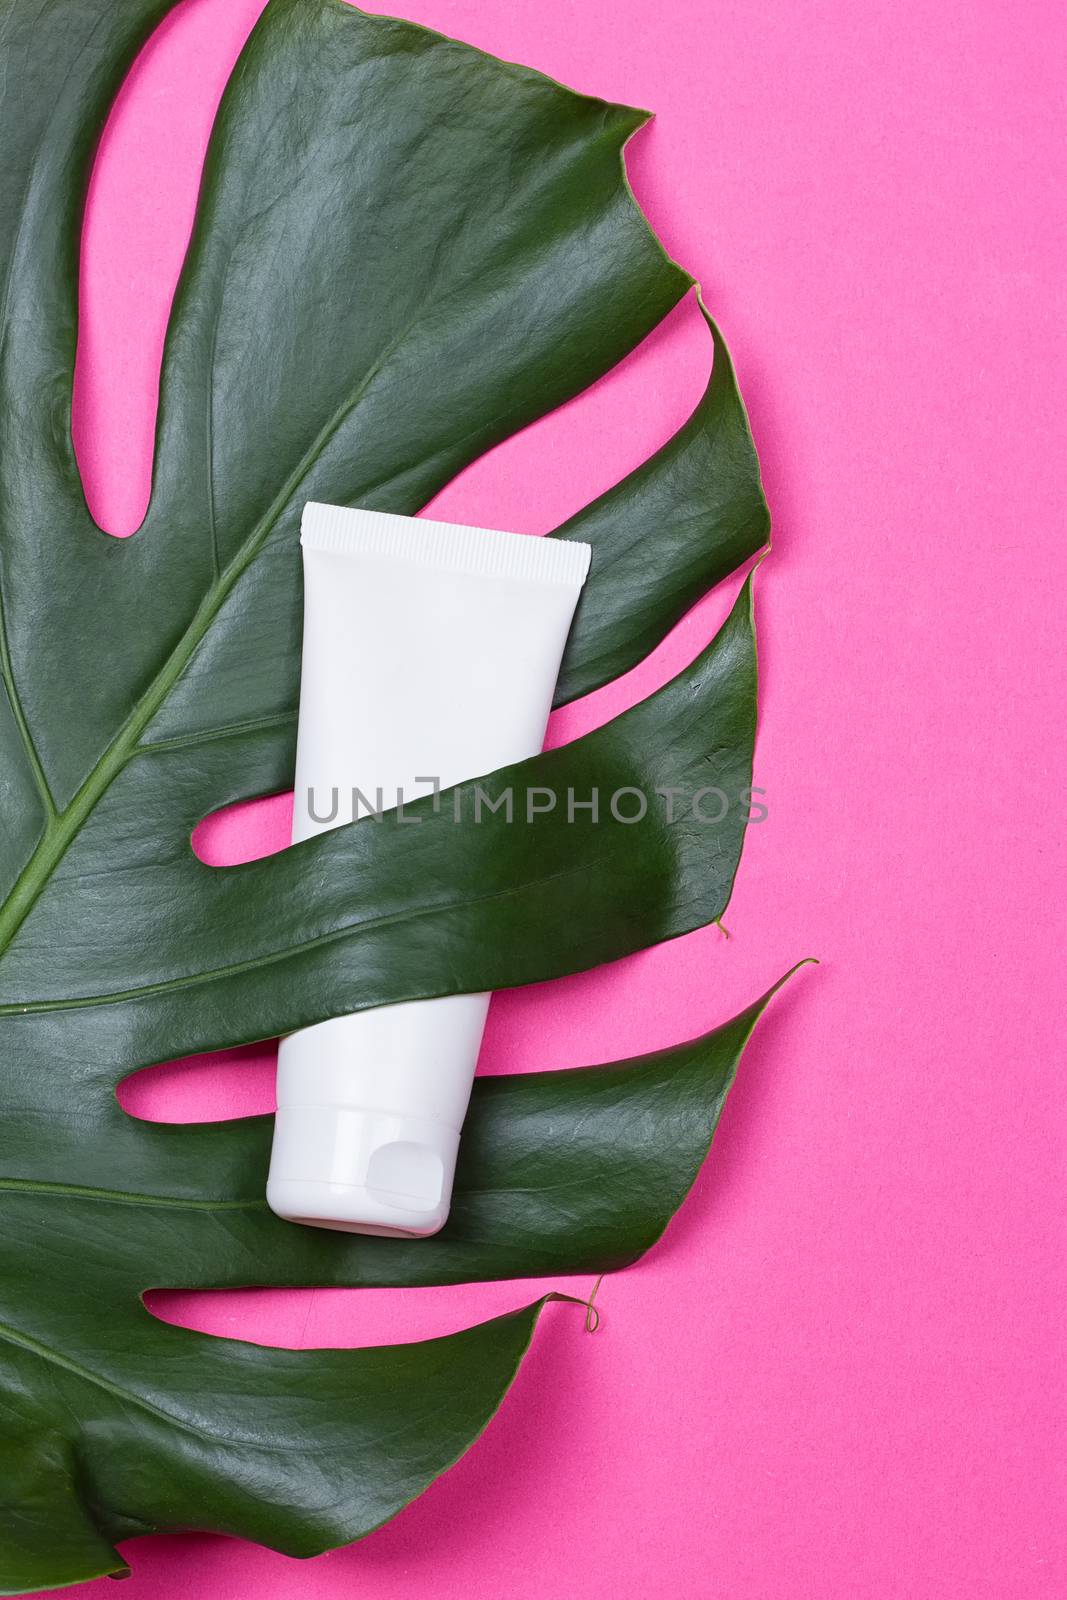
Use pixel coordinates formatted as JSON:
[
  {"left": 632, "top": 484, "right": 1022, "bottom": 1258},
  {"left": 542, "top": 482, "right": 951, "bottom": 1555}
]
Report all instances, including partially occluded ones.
[{"left": 267, "top": 1105, "right": 460, "bottom": 1238}]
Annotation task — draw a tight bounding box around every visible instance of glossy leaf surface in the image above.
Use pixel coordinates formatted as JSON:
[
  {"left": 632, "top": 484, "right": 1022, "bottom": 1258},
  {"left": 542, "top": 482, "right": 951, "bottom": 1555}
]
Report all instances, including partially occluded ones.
[
  {"left": 0, "top": 0, "right": 773, "bottom": 1586},
  {"left": 0, "top": 974, "right": 797, "bottom": 1591}
]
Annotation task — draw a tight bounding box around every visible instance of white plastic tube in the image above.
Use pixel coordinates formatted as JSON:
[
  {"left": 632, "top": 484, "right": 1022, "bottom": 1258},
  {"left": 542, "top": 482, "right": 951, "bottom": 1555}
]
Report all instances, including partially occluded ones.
[{"left": 266, "top": 503, "right": 591, "bottom": 1237}]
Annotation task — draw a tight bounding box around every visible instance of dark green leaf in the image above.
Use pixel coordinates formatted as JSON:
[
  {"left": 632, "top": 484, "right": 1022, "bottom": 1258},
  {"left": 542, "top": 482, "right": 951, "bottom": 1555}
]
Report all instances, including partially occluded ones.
[
  {"left": 0, "top": 0, "right": 776, "bottom": 1586},
  {"left": 0, "top": 1293, "right": 574, "bottom": 1590},
  {"left": 552, "top": 297, "right": 769, "bottom": 705},
  {"left": 0, "top": 970, "right": 801, "bottom": 1591}
]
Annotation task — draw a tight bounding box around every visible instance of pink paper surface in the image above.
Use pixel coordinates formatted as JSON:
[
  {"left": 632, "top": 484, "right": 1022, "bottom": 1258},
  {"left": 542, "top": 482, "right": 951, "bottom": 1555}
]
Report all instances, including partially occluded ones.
[{"left": 41, "top": 0, "right": 1065, "bottom": 1595}]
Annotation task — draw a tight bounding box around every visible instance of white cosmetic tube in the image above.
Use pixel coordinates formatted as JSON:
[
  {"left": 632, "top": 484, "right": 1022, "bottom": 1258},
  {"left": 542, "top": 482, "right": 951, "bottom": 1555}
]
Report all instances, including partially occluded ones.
[{"left": 267, "top": 503, "right": 591, "bottom": 1237}]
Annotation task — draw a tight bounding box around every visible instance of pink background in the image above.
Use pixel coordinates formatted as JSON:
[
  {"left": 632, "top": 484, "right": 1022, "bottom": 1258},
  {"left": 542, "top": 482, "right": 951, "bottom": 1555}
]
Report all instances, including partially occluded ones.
[{"left": 43, "top": 0, "right": 1065, "bottom": 1595}]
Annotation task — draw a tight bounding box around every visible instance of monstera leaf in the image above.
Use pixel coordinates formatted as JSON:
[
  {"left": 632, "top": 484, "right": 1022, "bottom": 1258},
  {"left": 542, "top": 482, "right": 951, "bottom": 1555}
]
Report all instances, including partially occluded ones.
[{"left": 0, "top": 0, "right": 779, "bottom": 1589}]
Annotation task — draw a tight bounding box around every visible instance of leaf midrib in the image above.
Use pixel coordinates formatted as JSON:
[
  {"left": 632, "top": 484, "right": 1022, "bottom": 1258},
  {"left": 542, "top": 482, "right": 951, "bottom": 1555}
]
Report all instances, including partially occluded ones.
[{"left": 0, "top": 316, "right": 426, "bottom": 962}]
